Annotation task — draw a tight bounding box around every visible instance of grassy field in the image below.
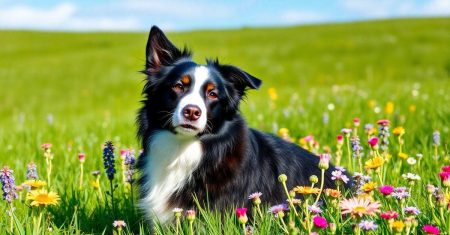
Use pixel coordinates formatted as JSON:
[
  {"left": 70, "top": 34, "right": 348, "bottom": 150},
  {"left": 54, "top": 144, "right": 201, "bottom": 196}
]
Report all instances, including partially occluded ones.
[{"left": 0, "top": 18, "right": 449, "bottom": 234}]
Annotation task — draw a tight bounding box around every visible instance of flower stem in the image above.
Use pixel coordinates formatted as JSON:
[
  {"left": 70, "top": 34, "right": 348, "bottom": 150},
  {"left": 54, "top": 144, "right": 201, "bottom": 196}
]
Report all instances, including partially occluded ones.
[
  {"left": 314, "top": 169, "right": 325, "bottom": 205},
  {"left": 79, "top": 163, "right": 84, "bottom": 190},
  {"left": 281, "top": 181, "right": 298, "bottom": 216},
  {"left": 189, "top": 221, "right": 194, "bottom": 235},
  {"left": 109, "top": 180, "right": 115, "bottom": 219}
]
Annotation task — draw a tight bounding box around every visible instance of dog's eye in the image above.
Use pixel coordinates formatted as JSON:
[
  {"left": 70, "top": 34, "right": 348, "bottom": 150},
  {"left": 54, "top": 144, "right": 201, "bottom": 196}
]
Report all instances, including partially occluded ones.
[
  {"left": 207, "top": 91, "right": 218, "bottom": 100},
  {"left": 172, "top": 83, "right": 184, "bottom": 92}
]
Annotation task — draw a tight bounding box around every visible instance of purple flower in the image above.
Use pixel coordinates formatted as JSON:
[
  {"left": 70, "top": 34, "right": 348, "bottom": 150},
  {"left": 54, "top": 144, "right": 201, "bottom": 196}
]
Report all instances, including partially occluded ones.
[
  {"left": 392, "top": 191, "right": 410, "bottom": 200},
  {"left": 0, "top": 166, "right": 18, "bottom": 203},
  {"left": 26, "top": 162, "right": 38, "bottom": 180},
  {"left": 308, "top": 204, "right": 323, "bottom": 214},
  {"left": 248, "top": 192, "right": 262, "bottom": 200},
  {"left": 404, "top": 206, "right": 420, "bottom": 215},
  {"left": 268, "top": 204, "right": 289, "bottom": 216},
  {"left": 364, "top": 124, "right": 374, "bottom": 132},
  {"left": 335, "top": 166, "right": 346, "bottom": 172},
  {"left": 331, "top": 170, "right": 349, "bottom": 184},
  {"left": 124, "top": 150, "right": 136, "bottom": 184},
  {"left": 359, "top": 220, "right": 378, "bottom": 231},
  {"left": 341, "top": 128, "right": 352, "bottom": 135},
  {"left": 103, "top": 141, "right": 116, "bottom": 180},
  {"left": 433, "top": 131, "right": 440, "bottom": 146},
  {"left": 351, "top": 136, "right": 363, "bottom": 158}
]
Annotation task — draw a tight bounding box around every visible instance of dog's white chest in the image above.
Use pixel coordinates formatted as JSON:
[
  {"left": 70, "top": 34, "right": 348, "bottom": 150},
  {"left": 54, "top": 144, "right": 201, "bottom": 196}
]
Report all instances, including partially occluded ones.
[{"left": 139, "top": 131, "right": 203, "bottom": 222}]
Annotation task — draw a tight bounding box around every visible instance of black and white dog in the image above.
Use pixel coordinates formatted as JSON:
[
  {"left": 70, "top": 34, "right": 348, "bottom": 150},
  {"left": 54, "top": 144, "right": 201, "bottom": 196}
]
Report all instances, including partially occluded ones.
[{"left": 137, "top": 26, "right": 344, "bottom": 222}]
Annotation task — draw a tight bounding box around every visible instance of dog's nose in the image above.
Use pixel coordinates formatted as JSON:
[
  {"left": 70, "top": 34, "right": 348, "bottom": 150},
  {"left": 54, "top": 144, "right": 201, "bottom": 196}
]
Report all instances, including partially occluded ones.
[{"left": 182, "top": 105, "right": 202, "bottom": 121}]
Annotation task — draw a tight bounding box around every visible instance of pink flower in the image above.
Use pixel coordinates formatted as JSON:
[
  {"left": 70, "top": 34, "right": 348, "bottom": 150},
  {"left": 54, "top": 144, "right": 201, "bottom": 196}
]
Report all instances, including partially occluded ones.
[
  {"left": 340, "top": 197, "right": 381, "bottom": 217},
  {"left": 377, "top": 119, "right": 390, "bottom": 126},
  {"left": 236, "top": 207, "right": 248, "bottom": 224},
  {"left": 353, "top": 118, "right": 360, "bottom": 126},
  {"left": 78, "top": 153, "right": 86, "bottom": 163},
  {"left": 380, "top": 211, "right": 399, "bottom": 220},
  {"left": 186, "top": 209, "right": 196, "bottom": 221},
  {"left": 439, "top": 172, "right": 450, "bottom": 181},
  {"left": 379, "top": 185, "right": 394, "bottom": 195},
  {"left": 442, "top": 166, "right": 450, "bottom": 172},
  {"left": 313, "top": 216, "right": 328, "bottom": 228},
  {"left": 337, "top": 135, "right": 344, "bottom": 144},
  {"left": 41, "top": 143, "right": 52, "bottom": 150},
  {"left": 423, "top": 225, "right": 440, "bottom": 234},
  {"left": 304, "top": 135, "right": 314, "bottom": 143},
  {"left": 368, "top": 137, "right": 379, "bottom": 147},
  {"left": 319, "top": 153, "right": 331, "bottom": 170}
]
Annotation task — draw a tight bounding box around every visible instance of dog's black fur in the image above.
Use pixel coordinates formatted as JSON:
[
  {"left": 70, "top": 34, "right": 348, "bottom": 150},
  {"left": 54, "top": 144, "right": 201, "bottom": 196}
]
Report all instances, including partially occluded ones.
[{"left": 137, "top": 26, "right": 349, "bottom": 219}]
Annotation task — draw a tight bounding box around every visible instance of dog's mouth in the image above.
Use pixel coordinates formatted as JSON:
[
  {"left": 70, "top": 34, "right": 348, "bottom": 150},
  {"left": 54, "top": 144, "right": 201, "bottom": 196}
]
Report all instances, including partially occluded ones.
[{"left": 178, "top": 124, "right": 199, "bottom": 131}]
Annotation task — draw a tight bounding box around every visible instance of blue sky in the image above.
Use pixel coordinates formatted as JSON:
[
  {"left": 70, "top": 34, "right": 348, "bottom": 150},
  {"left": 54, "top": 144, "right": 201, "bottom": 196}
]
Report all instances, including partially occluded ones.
[{"left": 0, "top": 0, "right": 448, "bottom": 31}]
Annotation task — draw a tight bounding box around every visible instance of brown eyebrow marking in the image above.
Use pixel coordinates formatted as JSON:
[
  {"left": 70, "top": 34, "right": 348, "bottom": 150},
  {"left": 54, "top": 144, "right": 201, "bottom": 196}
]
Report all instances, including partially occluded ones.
[
  {"left": 206, "top": 83, "right": 216, "bottom": 91},
  {"left": 181, "top": 75, "right": 190, "bottom": 85}
]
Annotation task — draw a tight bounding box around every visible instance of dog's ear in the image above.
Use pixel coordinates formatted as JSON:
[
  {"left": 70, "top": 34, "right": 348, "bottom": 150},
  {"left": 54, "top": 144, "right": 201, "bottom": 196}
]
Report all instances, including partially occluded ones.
[
  {"left": 145, "top": 26, "right": 190, "bottom": 74},
  {"left": 217, "top": 64, "right": 262, "bottom": 94}
]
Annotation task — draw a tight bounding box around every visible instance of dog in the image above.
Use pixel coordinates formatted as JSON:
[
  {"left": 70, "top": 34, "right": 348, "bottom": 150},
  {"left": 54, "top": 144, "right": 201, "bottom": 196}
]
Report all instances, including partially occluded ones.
[{"left": 137, "top": 26, "right": 347, "bottom": 222}]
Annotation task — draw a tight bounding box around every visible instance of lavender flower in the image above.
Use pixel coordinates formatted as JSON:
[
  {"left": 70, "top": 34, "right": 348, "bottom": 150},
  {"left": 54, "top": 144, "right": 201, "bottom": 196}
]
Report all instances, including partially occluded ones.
[
  {"left": 268, "top": 204, "right": 289, "bottom": 217},
  {"left": 103, "top": 141, "right": 116, "bottom": 180},
  {"left": 359, "top": 220, "right": 378, "bottom": 231},
  {"left": 392, "top": 191, "right": 410, "bottom": 200},
  {"left": 377, "top": 120, "right": 390, "bottom": 152},
  {"left": 26, "top": 162, "right": 38, "bottom": 180},
  {"left": 0, "top": 167, "right": 18, "bottom": 203},
  {"left": 364, "top": 124, "right": 374, "bottom": 133},
  {"left": 433, "top": 131, "right": 440, "bottom": 146},
  {"left": 308, "top": 204, "right": 323, "bottom": 214},
  {"left": 351, "top": 136, "right": 363, "bottom": 158},
  {"left": 124, "top": 150, "right": 136, "bottom": 184},
  {"left": 404, "top": 207, "right": 420, "bottom": 216}
]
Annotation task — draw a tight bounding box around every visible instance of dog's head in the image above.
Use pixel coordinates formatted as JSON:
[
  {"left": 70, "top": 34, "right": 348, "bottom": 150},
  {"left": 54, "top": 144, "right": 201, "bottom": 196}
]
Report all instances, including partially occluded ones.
[{"left": 139, "top": 26, "right": 261, "bottom": 137}]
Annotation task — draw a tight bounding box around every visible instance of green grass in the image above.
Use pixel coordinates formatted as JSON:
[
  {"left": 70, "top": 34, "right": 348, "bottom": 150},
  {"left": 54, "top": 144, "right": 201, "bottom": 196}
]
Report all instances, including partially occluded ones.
[{"left": 0, "top": 17, "right": 449, "bottom": 234}]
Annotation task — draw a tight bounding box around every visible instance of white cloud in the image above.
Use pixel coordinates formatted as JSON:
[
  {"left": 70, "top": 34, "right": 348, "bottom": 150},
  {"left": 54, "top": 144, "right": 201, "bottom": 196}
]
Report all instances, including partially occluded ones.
[
  {"left": 280, "top": 10, "right": 326, "bottom": 24},
  {"left": 422, "top": 0, "right": 450, "bottom": 15},
  {"left": 0, "top": 3, "right": 141, "bottom": 31}
]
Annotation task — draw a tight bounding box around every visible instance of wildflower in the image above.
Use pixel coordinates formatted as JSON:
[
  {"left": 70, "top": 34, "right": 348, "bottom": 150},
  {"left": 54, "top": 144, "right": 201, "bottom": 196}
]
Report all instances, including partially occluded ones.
[
  {"left": 294, "top": 186, "right": 320, "bottom": 194},
  {"left": 236, "top": 208, "right": 248, "bottom": 224},
  {"left": 385, "top": 102, "right": 394, "bottom": 114},
  {"left": 248, "top": 192, "right": 262, "bottom": 205},
  {"left": 433, "top": 131, "right": 440, "bottom": 146},
  {"left": 268, "top": 204, "right": 288, "bottom": 218},
  {"left": 309, "top": 175, "right": 318, "bottom": 184},
  {"left": 402, "top": 173, "right": 421, "bottom": 182},
  {"left": 337, "top": 135, "right": 344, "bottom": 145},
  {"left": 341, "top": 128, "right": 352, "bottom": 135},
  {"left": 26, "top": 189, "right": 60, "bottom": 206},
  {"left": 268, "top": 87, "right": 277, "bottom": 100},
  {"left": 359, "top": 220, "right": 378, "bottom": 231},
  {"left": 380, "top": 210, "right": 399, "bottom": 220},
  {"left": 103, "top": 141, "right": 116, "bottom": 180},
  {"left": 423, "top": 225, "right": 440, "bottom": 235},
  {"left": 365, "top": 157, "right": 384, "bottom": 170},
  {"left": 406, "top": 157, "right": 416, "bottom": 165},
  {"left": 312, "top": 216, "right": 328, "bottom": 228},
  {"left": 0, "top": 167, "right": 18, "bottom": 203},
  {"left": 113, "top": 220, "right": 126, "bottom": 228},
  {"left": 331, "top": 170, "right": 349, "bottom": 184},
  {"left": 278, "top": 128, "right": 291, "bottom": 142},
  {"left": 186, "top": 209, "right": 196, "bottom": 221},
  {"left": 427, "top": 184, "right": 437, "bottom": 194},
  {"left": 78, "top": 153, "right": 86, "bottom": 163},
  {"left": 398, "top": 152, "right": 408, "bottom": 159},
  {"left": 368, "top": 137, "right": 379, "bottom": 148},
  {"left": 278, "top": 174, "right": 287, "bottom": 183},
  {"left": 41, "top": 143, "right": 52, "bottom": 150},
  {"left": 392, "top": 127, "right": 405, "bottom": 136},
  {"left": 377, "top": 119, "right": 390, "bottom": 126},
  {"left": 377, "top": 120, "right": 390, "bottom": 152},
  {"left": 364, "top": 124, "right": 376, "bottom": 136},
  {"left": 353, "top": 118, "right": 360, "bottom": 127},
  {"left": 173, "top": 208, "right": 183, "bottom": 217},
  {"left": 324, "top": 188, "right": 341, "bottom": 198},
  {"left": 379, "top": 185, "right": 394, "bottom": 195},
  {"left": 391, "top": 220, "right": 405, "bottom": 233},
  {"left": 340, "top": 197, "right": 381, "bottom": 217},
  {"left": 392, "top": 187, "right": 410, "bottom": 200},
  {"left": 335, "top": 166, "right": 347, "bottom": 172},
  {"left": 351, "top": 136, "right": 363, "bottom": 158},
  {"left": 26, "top": 162, "right": 38, "bottom": 180},
  {"left": 124, "top": 150, "right": 136, "bottom": 184},
  {"left": 92, "top": 170, "right": 101, "bottom": 176},
  {"left": 308, "top": 204, "right": 323, "bottom": 214},
  {"left": 318, "top": 153, "right": 330, "bottom": 170},
  {"left": 330, "top": 223, "right": 337, "bottom": 234},
  {"left": 362, "top": 182, "right": 377, "bottom": 193},
  {"left": 23, "top": 180, "right": 46, "bottom": 190},
  {"left": 404, "top": 206, "right": 420, "bottom": 216}
]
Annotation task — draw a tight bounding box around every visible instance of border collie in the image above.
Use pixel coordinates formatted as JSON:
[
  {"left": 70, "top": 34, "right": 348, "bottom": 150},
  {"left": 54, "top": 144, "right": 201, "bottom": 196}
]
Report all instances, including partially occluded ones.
[{"left": 137, "top": 26, "right": 346, "bottom": 222}]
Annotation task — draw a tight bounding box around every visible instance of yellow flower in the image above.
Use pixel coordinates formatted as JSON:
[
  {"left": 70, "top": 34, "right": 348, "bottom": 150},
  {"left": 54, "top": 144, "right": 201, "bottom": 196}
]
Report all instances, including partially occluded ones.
[
  {"left": 365, "top": 157, "right": 384, "bottom": 170},
  {"left": 408, "top": 104, "right": 416, "bottom": 112},
  {"left": 392, "top": 127, "right": 405, "bottom": 136},
  {"left": 27, "top": 189, "right": 60, "bottom": 207},
  {"left": 268, "top": 88, "right": 278, "bottom": 101},
  {"left": 362, "top": 182, "right": 377, "bottom": 193},
  {"left": 356, "top": 193, "right": 373, "bottom": 201},
  {"left": 91, "top": 181, "right": 100, "bottom": 190},
  {"left": 368, "top": 100, "right": 377, "bottom": 108},
  {"left": 390, "top": 220, "right": 405, "bottom": 233},
  {"left": 385, "top": 101, "right": 394, "bottom": 114},
  {"left": 294, "top": 186, "right": 320, "bottom": 195},
  {"left": 23, "top": 180, "right": 47, "bottom": 190},
  {"left": 398, "top": 152, "right": 408, "bottom": 160}
]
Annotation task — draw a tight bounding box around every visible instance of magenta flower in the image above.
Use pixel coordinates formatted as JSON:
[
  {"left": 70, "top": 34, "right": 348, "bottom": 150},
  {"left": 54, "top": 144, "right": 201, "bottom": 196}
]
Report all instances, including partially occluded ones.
[
  {"left": 423, "top": 225, "right": 440, "bottom": 234},
  {"left": 368, "top": 137, "right": 379, "bottom": 147},
  {"left": 41, "top": 143, "right": 52, "bottom": 150},
  {"left": 319, "top": 153, "right": 331, "bottom": 170},
  {"left": 377, "top": 119, "right": 390, "bottom": 126},
  {"left": 380, "top": 210, "right": 399, "bottom": 220},
  {"left": 379, "top": 185, "right": 394, "bottom": 195},
  {"left": 353, "top": 118, "right": 360, "bottom": 126},
  {"left": 78, "top": 153, "right": 86, "bottom": 163},
  {"left": 236, "top": 208, "right": 247, "bottom": 217},
  {"left": 442, "top": 166, "right": 450, "bottom": 172},
  {"left": 313, "top": 216, "right": 328, "bottom": 228},
  {"left": 304, "top": 135, "right": 314, "bottom": 143},
  {"left": 336, "top": 135, "right": 344, "bottom": 144}
]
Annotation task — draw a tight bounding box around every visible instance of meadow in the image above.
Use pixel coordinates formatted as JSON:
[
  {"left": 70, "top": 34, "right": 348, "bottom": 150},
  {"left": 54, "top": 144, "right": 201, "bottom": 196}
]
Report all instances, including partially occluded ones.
[{"left": 0, "top": 17, "right": 449, "bottom": 234}]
